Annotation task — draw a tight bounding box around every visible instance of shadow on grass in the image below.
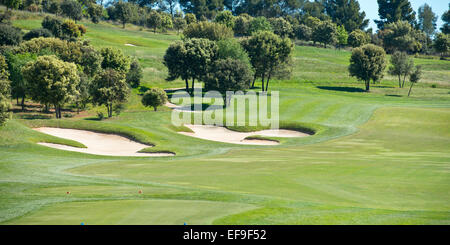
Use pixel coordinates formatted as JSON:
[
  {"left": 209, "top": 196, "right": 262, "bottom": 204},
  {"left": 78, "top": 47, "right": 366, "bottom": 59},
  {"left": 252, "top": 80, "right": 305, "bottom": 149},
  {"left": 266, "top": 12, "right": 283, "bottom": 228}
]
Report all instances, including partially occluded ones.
[
  {"left": 385, "top": 94, "right": 403, "bottom": 97},
  {"left": 15, "top": 114, "right": 53, "bottom": 120},
  {"left": 317, "top": 86, "right": 366, "bottom": 93}
]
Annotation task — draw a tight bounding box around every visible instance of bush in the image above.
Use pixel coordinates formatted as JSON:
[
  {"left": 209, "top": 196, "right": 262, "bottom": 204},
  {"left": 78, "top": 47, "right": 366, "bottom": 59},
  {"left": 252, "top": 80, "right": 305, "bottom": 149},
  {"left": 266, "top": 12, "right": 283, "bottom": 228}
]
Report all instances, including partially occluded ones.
[
  {"left": 23, "top": 28, "right": 53, "bottom": 41},
  {"left": 269, "top": 17, "right": 293, "bottom": 38},
  {"left": 294, "top": 24, "right": 312, "bottom": 41},
  {"left": 0, "top": 24, "right": 23, "bottom": 46},
  {"left": 183, "top": 21, "right": 233, "bottom": 41},
  {"left": 141, "top": 88, "right": 168, "bottom": 111},
  {"left": 126, "top": 58, "right": 143, "bottom": 88},
  {"left": 348, "top": 29, "right": 370, "bottom": 48},
  {"left": 42, "top": 16, "right": 63, "bottom": 38},
  {"left": 60, "top": 0, "right": 83, "bottom": 22},
  {"left": 248, "top": 16, "right": 272, "bottom": 35}
]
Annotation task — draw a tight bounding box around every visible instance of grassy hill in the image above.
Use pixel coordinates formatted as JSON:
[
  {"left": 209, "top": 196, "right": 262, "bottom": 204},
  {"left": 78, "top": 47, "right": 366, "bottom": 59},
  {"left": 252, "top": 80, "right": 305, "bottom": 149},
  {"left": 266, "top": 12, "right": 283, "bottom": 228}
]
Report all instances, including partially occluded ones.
[{"left": 0, "top": 14, "right": 449, "bottom": 224}]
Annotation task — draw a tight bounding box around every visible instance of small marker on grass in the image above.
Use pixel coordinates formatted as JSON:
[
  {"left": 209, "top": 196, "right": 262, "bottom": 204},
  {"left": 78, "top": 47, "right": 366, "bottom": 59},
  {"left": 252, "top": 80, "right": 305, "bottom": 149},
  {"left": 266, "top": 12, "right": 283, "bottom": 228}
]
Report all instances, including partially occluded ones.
[
  {"left": 66, "top": 191, "right": 70, "bottom": 195},
  {"left": 138, "top": 190, "right": 143, "bottom": 194}
]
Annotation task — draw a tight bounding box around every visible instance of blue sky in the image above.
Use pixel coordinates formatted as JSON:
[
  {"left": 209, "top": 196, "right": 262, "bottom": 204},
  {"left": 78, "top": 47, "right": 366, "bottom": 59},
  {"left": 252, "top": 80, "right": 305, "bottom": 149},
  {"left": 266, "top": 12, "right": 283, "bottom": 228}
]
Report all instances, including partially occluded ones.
[{"left": 360, "top": 0, "right": 449, "bottom": 31}]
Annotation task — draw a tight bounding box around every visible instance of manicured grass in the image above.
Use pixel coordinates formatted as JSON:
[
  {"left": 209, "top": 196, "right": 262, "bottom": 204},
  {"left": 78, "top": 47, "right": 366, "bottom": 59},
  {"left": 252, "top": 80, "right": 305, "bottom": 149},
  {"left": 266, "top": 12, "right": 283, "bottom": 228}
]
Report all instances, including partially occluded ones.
[{"left": 1, "top": 14, "right": 449, "bottom": 224}]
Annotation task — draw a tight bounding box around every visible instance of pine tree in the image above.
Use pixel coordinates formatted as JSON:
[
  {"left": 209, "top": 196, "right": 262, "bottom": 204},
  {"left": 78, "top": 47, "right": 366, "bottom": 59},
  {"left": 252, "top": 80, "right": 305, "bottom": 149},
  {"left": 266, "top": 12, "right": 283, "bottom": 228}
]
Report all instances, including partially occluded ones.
[{"left": 375, "top": 0, "right": 416, "bottom": 29}]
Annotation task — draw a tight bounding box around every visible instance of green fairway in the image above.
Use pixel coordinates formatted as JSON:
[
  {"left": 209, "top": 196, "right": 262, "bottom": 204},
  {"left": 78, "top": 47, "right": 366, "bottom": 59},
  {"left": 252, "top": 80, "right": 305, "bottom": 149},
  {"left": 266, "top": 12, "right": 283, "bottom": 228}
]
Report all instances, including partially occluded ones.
[{"left": 1, "top": 14, "right": 449, "bottom": 225}]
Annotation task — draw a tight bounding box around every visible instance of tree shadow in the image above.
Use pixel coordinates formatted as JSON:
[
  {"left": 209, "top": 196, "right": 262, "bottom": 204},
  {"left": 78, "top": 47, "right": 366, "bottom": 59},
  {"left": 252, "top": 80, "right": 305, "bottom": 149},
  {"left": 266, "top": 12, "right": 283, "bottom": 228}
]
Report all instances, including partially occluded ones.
[
  {"left": 15, "top": 114, "right": 53, "bottom": 120},
  {"left": 317, "top": 86, "right": 366, "bottom": 93},
  {"left": 385, "top": 94, "right": 403, "bottom": 97}
]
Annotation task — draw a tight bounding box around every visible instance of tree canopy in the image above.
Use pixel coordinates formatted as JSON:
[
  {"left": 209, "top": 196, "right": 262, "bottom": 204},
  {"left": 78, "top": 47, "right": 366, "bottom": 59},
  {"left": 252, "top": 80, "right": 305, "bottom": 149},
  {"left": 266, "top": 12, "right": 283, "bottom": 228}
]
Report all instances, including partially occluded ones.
[{"left": 349, "top": 44, "right": 387, "bottom": 91}]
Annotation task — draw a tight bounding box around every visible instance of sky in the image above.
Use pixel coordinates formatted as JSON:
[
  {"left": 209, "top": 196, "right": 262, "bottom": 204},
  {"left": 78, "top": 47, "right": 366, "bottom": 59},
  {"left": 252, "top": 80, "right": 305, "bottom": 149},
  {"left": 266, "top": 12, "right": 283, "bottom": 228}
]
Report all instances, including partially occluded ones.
[{"left": 359, "top": 0, "right": 449, "bottom": 31}]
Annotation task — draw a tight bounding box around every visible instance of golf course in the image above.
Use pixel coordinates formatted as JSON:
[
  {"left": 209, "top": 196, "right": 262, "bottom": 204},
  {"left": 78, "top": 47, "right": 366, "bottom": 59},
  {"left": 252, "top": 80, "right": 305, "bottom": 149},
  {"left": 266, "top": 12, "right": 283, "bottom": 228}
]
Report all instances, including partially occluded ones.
[{"left": 0, "top": 11, "right": 449, "bottom": 225}]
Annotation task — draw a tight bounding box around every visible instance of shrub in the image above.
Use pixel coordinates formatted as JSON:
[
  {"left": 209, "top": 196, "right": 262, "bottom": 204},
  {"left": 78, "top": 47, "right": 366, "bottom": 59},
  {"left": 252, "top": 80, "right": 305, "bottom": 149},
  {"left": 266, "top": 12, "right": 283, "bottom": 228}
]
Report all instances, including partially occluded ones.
[
  {"left": 141, "top": 88, "right": 168, "bottom": 111},
  {"left": 126, "top": 58, "right": 143, "bottom": 88},
  {"left": 248, "top": 16, "right": 272, "bottom": 35},
  {"left": 0, "top": 24, "right": 23, "bottom": 46},
  {"left": 60, "top": 0, "right": 83, "bottom": 22},
  {"left": 269, "top": 17, "right": 293, "bottom": 38},
  {"left": 348, "top": 29, "right": 370, "bottom": 48},
  {"left": 42, "top": 16, "right": 63, "bottom": 37},
  {"left": 215, "top": 10, "right": 235, "bottom": 29},
  {"left": 183, "top": 21, "right": 233, "bottom": 41},
  {"left": 23, "top": 28, "right": 53, "bottom": 41},
  {"left": 294, "top": 24, "right": 312, "bottom": 41}
]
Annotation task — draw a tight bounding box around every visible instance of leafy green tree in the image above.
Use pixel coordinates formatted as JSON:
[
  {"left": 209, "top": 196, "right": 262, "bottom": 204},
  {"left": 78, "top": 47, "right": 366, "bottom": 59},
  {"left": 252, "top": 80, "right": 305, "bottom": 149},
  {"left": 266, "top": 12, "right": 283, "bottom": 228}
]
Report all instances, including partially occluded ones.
[
  {"left": 0, "top": 24, "right": 22, "bottom": 45},
  {"left": 408, "top": 65, "right": 421, "bottom": 96},
  {"left": 179, "top": 0, "right": 223, "bottom": 20},
  {"left": 1, "top": 0, "right": 21, "bottom": 11},
  {"left": 336, "top": 25, "right": 348, "bottom": 49},
  {"left": 61, "top": 19, "right": 86, "bottom": 39},
  {"left": 184, "top": 13, "right": 197, "bottom": 25},
  {"left": 441, "top": 5, "right": 449, "bottom": 34},
  {"left": 158, "top": 0, "right": 178, "bottom": 17},
  {"left": 22, "top": 55, "right": 80, "bottom": 118},
  {"left": 215, "top": 10, "right": 235, "bottom": 29},
  {"left": 42, "top": 16, "right": 63, "bottom": 37},
  {"left": 248, "top": 16, "right": 272, "bottom": 35},
  {"left": 324, "top": 0, "right": 369, "bottom": 32},
  {"left": 204, "top": 58, "right": 253, "bottom": 105},
  {"left": 183, "top": 21, "right": 233, "bottom": 41},
  {"left": 146, "top": 11, "right": 162, "bottom": 33},
  {"left": 163, "top": 38, "right": 218, "bottom": 93},
  {"left": 141, "top": 87, "right": 167, "bottom": 111},
  {"left": 100, "top": 47, "right": 131, "bottom": 74},
  {"left": 348, "top": 29, "right": 370, "bottom": 48},
  {"left": 79, "top": 45, "right": 102, "bottom": 78},
  {"left": 88, "top": 3, "right": 103, "bottom": 24},
  {"left": 294, "top": 24, "right": 312, "bottom": 41},
  {"left": 60, "top": 0, "right": 83, "bottom": 22},
  {"left": 5, "top": 52, "right": 35, "bottom": 110},
  {"left": 0, "top": 79, "right": 10, "bottom": 126},
  {"left": 312, "top": 20, "right": 337, "bottom": 48},
  {"left": 381, "top": 21, "right": 421, "bottom": 53},
  {"left": 269, "top": 17, "right": 293, "bottom": 38},
  {"left": 126, "top": 58, "right": 143, "bottom": 88},
  {"left": 388, "top": 51, "right": 414, "bottom": 88},
  {"left": 90, "top": 68, "right": 129, "bottom": 118},
  {"left": 303, "top": 16, "right": 321, "bottom": 30},
  {"left": 173, "top": 16, "right": 187, "bottom": 34},
  {"left": 375, "top": 0, "right": 416, "bottom": 29},
  {"left": 417, "top": 4, "right": 437, "bottom": 38},
  {"left": 23, "top": 28, "right": 53, "bottom": 40},
  {"left": 233, "top": 14, "right": 252, "bottom": 36},
  {"left": 349, "top": 44, "right": 387, "bottom": 91},
  {"left": 115, "top": 1, "right": 135, "bottom": 28},
  {"left": 241, "top": 31, "right": 293, "bottom": 91},
  {"left": 433, "top": 33, "right": 449, "bottom": 58},
  {"left": 160, "top": 12, "right": 173, "bottom": 32}
]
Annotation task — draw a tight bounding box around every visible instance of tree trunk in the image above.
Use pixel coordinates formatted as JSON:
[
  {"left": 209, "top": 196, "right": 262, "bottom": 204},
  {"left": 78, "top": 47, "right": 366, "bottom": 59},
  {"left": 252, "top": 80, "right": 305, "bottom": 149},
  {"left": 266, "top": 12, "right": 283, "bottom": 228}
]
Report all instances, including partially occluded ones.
[
  {"left": 154, "top": 106, "right": 157, "bottom": 111},
  {"left": 185, "top": 79, "right": 189, "bottom": 92},
  {"left": 265, "top": 73, "right": 271, "bottom": 91},
  {"left": 261, "top": 73, "right": 265, "bottom": 92},
  {"left": 21, "top": 96, "right": 25, "bottom": 111},
  {"left": 191, "top": 78, "right": 195, "bottom": 95},
  {"left": 398, "top": 75, "right": 402, "bottom": 88},
  {"left": 54, "top": 104, "right": 59, "bottom": 119},
  {"left": 251, "top": 74, "right": 257, "bottom": 88},
  {"left": 408, "top": 83, "right": 414, "bottom": 97},
  {"left": 16, "top": 97, "right": 19, "bottom": 105},
  {"left": 365, "top": 80, "right": 370, "bottom": 92},
  {"left": 122, "top": 21, "right": 125, "bottom": 29},
  {"left": 402, "top": 74, "right": 407, "bottom": 88}
]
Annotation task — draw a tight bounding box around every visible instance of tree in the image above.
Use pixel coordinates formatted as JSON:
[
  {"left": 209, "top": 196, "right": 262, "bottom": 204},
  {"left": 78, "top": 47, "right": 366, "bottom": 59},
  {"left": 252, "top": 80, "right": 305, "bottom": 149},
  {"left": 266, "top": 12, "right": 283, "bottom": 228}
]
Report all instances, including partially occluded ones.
[
  {"left": 115, "top": 1, "right": 135, "bottom": 28},
  {"left": 160, "top": 12, "right": 173, "bottom": 32},
  {"left": 100, "top": 47, "right": 131, "bottom": 74},
  {"left": 324, "top": 0, "right": 369, "bottom": 32},
  {"left": 183, "top": 21, "right": 233, "bottom": 41},
  {"left": 433, "top": 33, "right": 449, "bottom": 58},
  {"left": 215, "top": 10, "right": 235, "bottom": 29},
  {"left": 60, "top": 0, "right": 83, "bottom": 22},
  {"left": 173, "top": 16, "right": 187, "bottom": 34},
  {"left": 61, "top": 19, "right": 86, "bottom": 39},
  {"left": 312, "top": 20, "right": 337, "bottom": 48},
  {"left": 294, "top": 24, "right": 312, "bottom": 41},
  {"left": 42, "top": 16, "right": 63, "bottom": 38},
  {"left": 375, "top": 0, "right": 416, "bottom": 29},
  {"left": 158, "top": 0, "right": 178, "bottom": 17},
  {"left": 0, "top": 24, "right": 22, "bottom": 46},
  {"left": 0, "top": 55, "right": 10, "bottom": 126},
  {"left": 23, "top": 28, "right": 53, "bottom": 41},
  {"left": 216, "top": 38, "right": 252, "bottom": 83},
  {"left": 184, "top": 13, "right": 197, "bottom": 25},
  {"left": 204, "top": 58, "right": 253, "bottom": 105},
  {"left": 90, "top": 68, "right": 129, "bottom": 118},
  {"left": 248, "top": 16, "right": 272, "bottom": 35},
  {"left": 417, "top": 4, "right": 437, "bottom": 38},
  {"left": 441, "top": 5, "right": 449, "bottom": 34},
  {"left": 381, "top": 21, "right": 421, "bottom": 53},
  {"left": 5, "top": 52, "right": 35, "bottom": 111},
  {"left": 388, "top": 51, "right": 414, "bottom": 88},
  {"left": 88, "top": 3, "right": 103, "bottom": 24},
  {"left": 163, "top": 38, "right": 218, "bottom": 93},
  {"left": 233, "top": 14, "right": 252, "bottom": 36},
  {"left": 141, "top": 87, "right": 167, "bottom": 111},
  {"left": 269, "top": 17, "right": 293, "bottom": 38},
  {"left": 146, "top": 11, "right": 162, "bottom": 33},
  {"left": 241, "top": 31, "right": 293, "bottom": 91},
  {"left": 126, "top": 58, "right": 143, "bottom": 88},
  {"left": 348, "top": 44, "right": 387, "bottom": 91},
  {"left": 179, "top": 0, "right": 224, "bottom": 20},
  {"left": 348, "top": 29, "right": 370, "bottom": 48},
  {"left": 408, "top": 65, "right": 421, "bottom": 96},
  {"left": 22, "top": 55, "right": 80, "bottom": 118},
  {"left": 1, "top": 0, "right": 21, "bottom": 11},
  {"left": 336, "top": 25, "right": 348, "bottom": 49}
]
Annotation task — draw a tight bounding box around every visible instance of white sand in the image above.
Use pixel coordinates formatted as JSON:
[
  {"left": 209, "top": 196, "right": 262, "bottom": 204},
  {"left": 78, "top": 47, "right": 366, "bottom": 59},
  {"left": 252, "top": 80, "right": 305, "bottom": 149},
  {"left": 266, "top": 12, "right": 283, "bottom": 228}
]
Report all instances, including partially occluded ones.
[
  {"left": 34, "top": 127, "right": 174, "bottom": 157},
  {"left": 178, "top": 124, "right": 310, "bottom": 145},
  {"left": 124, "top": 43, "right": 136, "bottom": 47}
]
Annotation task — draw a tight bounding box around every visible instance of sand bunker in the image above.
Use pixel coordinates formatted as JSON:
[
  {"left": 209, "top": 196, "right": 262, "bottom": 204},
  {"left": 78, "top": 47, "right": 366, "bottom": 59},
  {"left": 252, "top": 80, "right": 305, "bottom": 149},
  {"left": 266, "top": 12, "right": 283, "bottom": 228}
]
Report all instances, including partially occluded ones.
[
  {"left": 124, "top": 43, "right": 137, "bottom": 47},
  {"left": 34, "top": 127, "right": 174, "bottom": 157},
  {"left": 178, "top": 124, "right": 310, "bottom": 145}
]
